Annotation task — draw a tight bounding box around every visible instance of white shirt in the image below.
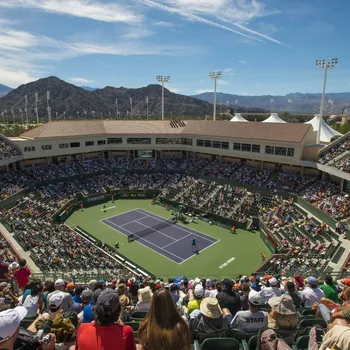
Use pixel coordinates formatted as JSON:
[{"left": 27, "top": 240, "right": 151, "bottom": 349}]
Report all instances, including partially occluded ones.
[
  {"left": 23, "top": 295, "right": 39, "bottom": 317},
  {"left": 209, "top": 289, "right": 219, "bottom": 298},
  {"left": 300, "top": 287, "right": 324, "bottom": 307},
  {"left": 259, "top": 286, "right": 282, "bottom": 303}
]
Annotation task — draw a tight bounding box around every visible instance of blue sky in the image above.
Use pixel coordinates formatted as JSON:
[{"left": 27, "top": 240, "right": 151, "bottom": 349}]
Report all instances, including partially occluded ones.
[{"left": 0, "top": 0, "right": 348, "bottom": 96}]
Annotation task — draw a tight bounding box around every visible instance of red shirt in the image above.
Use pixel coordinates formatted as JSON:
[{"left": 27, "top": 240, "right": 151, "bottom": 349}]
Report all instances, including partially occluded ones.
[
  {"left": 76, "top": 322, "right": 136, "bottom": 350},
  {"left": 15, "top": 267, "right": 31, "bottom": 288},
  {"left": 0, "top": 262, "right": 8, "bottom": 279}
]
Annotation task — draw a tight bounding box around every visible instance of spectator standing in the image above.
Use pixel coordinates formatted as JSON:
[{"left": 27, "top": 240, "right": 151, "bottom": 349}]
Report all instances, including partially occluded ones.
[
  {"left": 47, "top": 279, "right": 74, "bottom": 313},
  {"left": 230, "top": 290, "right": 268, "bottom": 332},
  {"left": 0, "top": 255, "right": 9, "bottom": 279},
  {"left": 320, "top": 276, "right": 340, "bottom": 303},
  {"left": 75, "top": 289, "right": 136, "bottom": 350},
  {"left": 216, "top": 279, "right": 241, "bottom": 318},
  {"left": 14, "top": 259, "right": 31, "bottom": 290},
  {"left": 300, "top": 276, "right": 324, "bottom": 308},
  {"left": 138, "top": 289, "right": 191, "bottom": 350}
]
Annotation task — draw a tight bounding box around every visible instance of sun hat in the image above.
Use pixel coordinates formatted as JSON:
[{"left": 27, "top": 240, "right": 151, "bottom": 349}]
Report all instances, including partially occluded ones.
[
  {"left": 138, "top": 286, "right": 153, "bottom": 303},
  {"left": 269, "top": 278, "right": 278, "bottom": 286},
  {"left": 54, "top": 278, "right": 65, "bottom": 287},
  {"left": 268, "top": 295, "right": 296, "bottom": 315},
  {"left": 248, "top": 290, "right": 262, "bottom": 306},
  {"left": 200, "top": 297, "right": 222, "bottom": 319},
  {"left": 49, "top": 292, "right": 64, "bottom": 308},
  {"left": 194, "top": 284, "right": 204, "bottom": 298},
  {"left": 96, "top": 289, "right": 120, "bottom": 314},
  {"left": 9, "top": 262, "right": 19, "bottom": 270},
  {"left": 0, "top": 306, "right": 27, "bottom": 342}
]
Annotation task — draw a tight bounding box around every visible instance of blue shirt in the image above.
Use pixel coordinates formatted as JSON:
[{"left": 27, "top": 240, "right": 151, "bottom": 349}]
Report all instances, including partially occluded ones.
[
  {"left": 83, "top": 304, "right": 94, "bottom": 323},
  {"left": 192, "top": 239, "right": 196, "bottom": 245},
  {"left": 72, "top": 295, "right": 83, "bottom": 304}
]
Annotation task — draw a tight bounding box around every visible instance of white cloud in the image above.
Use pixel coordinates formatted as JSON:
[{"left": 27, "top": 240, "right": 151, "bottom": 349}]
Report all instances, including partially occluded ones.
[
  {"left": 237, "top": 60, "right": 246, "bottom": 64},
  {"left": 0, "top": 68, "right": 38, "bottom": 87},
  {"left": 194, "top": 89, "right": 212, "bottom": 94},
  {"left": 167, "top": 85, "right": 184, "bottom": 93},
  {"left": 0, "top": 0, "right": 142, "bottom": 24},
  {"left": 217, "top": 79, "right": 228, "bottom": 86},
  {"left": 121, "top": 27, "right": 154, "bottom": 40},
  {"left": 70, "top": 77, "right": 94, "bottom": 84},
  {"left": 143, "top": 0, "right": 284, "bottom": 45},
  {"left": 153, "top": 21, "right": 174, "bottom": 27},
  {"left": 223, "top": 68, "right": 233, "bottom": 73}
]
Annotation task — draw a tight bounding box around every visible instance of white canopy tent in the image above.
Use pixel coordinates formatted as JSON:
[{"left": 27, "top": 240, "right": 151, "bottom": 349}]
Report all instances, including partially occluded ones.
[
  {"left": 262, "top": 113, "right": 286, "bottom": 123},
  {"left": 305, "top": 114, "right": 342, "bottom": 143},
  {"left": 229, "top": 113, "right": 248, "bottom": 122}
]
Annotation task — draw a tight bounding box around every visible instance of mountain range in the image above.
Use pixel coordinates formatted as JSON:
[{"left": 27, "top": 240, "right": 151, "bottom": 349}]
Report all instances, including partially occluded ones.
[
  {"left": 0, "top": 84, "right": 13, "bottom": 97},
  {"left": 192, "top": 92, "right": 350, "bottom": 114},
  {"left": 0, "top": 77, "right": 264, "bottom": 120}
]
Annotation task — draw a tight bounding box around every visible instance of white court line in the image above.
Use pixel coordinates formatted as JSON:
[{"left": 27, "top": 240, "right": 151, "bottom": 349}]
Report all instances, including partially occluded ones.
[
  {"left": 99, "top": 220, "right": 183, "bottom": 265},
  {"left": 135, "top": 209, "right": 216, "bottom": 243},
  {"left": 119, "top": 216, "right": 150, "bottom": 227},
  {"left": 102, "top": 218, "right": 185, "bottom": 262},
  {"left": 135, "top": 218, "right": 177, "bottom": 242},
  {"left": 101, "top": 209, "right": 145, "bottom": 222},
  {"left": 162, "top": 233, "right": 192, "bottom": 249},
  {"left": 178, "top": 239, "right": 221, "bottom": 265}
]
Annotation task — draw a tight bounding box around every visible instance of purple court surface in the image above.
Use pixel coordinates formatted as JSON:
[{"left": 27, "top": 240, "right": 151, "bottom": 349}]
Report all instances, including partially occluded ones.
[{"left": 101, "top": 208, "right": 219, "bottom": 264}]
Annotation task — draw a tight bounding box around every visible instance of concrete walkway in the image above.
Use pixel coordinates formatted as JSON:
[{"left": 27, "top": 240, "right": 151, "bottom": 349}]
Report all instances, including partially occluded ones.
[{"left": 0, "top": 223, "right": 40, "bottom": 273}]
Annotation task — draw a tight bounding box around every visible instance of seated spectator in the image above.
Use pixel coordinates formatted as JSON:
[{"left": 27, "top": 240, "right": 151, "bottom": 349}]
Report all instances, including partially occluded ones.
[
  {"left": 230, "top": 290, "right": 268, "bottom": 332},
  {"left": 300, "top": 276, "right": 324, "bottom": 308},
  {"left": 0, "top": 282, "right": 19, "bottom": 306},
  {"left": 23, "top": 281, "right": 43, "bottom": 317},
  {"left": 72, "top": 286, "right": 85, "bottom": 303},
  {"left": 320, "top": 324, "right": 350, "bottom": 350},
  {"left": 119, "top": 295, "right": 134, "bottom": 322},
  {"left": 285, "top": 281, "right": 302, "bottom": 308},
  {"left": 209, "top": 280, "right": 221, "bottom": 297},
  {"left": 260, "top": 277, "right": 282, "bottom": 303},
  {"left": 0, "top": 256, "right": 9, "bottom": 279},
  {"left": 47, "top": 279, "right": 74, "bottom": 313},
  {"left": 75, "top": 289, "right": 136, "bottom": 350},
  {"left": 43, "top": 281, "right": 55, "bottom": 312},
  {"left": 136, "top": 286, "right": 153, "bottom": 312},
  {"left": 190, "top": 297, "right": 229, "bottom": 333},
  {"left": 216, "top": 279, "right": 241, "bottom": 318},
  {"left": 268, "top": 295, "right": 299, "bottom": 330},
  {"left": 250, "top": 276, "right": 262, "bottom": 292},
  {"left": 186, "top": 284, "right": 204, "bottom": 315},
  {"left": 138, "top": 289, "right": 191, "bottom": 350},
  {"left": 240, "top": 283, "right": 250, "bottom": 311},
  {"left": 71, "top": 290, "right": 93, "bottom": 316},
  {"left": 14, "top": 259, "right": 31, "bottom": 291},
  {"left": 320, "top": 275, "right": 340, "bottom": 303}
]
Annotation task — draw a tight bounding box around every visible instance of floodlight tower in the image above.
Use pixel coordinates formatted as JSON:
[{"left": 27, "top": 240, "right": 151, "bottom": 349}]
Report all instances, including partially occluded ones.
[
  {"left": 316, "top": 58, "right": 338, "bottom": 143},
  {"left": 24, "top": 95, "right": 28, "bottom": 127},
  {"left": 156, "top": 75, "right": 170, "bottom": 120},
  {"left": 46, "top": 91, "right": 51, "bottom": 122},
  {"left": 146, "top": 96, "right": 149, "bottom": 120},
  {"left": 115, "top": 98, "right": 119, "bottom": 118},
  {"left": 130, "top": 97, "right": 133, "bottom": 119},
  {"left": 35, "top": 93, "right": 39, "bottom": 124},
  {"left": 209, "top": 71, "right": 222, "bottom": 121}
]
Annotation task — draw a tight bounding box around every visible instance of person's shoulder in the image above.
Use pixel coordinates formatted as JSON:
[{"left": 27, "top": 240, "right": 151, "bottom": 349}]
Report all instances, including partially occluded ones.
[{"left": 121, "top": 323, "right": 134, "bottom": 335}]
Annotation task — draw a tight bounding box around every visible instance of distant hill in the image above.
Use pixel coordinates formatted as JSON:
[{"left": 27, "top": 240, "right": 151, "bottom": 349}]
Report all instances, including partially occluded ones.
[
  {"left": 81, "top": 86, "right": 97, "bottom": 92},
  {"left": 0, "top": 84, "right": 13, "bottom": 97},
  {"left": 193, "top": 92, "right": 350, "bottom": 114},
  {"left": 0, "top": 77, "right": 265, "bottom": 120}
]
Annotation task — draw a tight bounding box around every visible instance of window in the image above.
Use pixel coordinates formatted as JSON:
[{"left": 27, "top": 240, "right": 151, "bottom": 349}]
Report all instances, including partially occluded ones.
[
  {"left": 197, "top": 140, "right": 204, "bottom": 147},
  {"left": 242, "top": 144, "right": 252, "bottom": 152},
  {"left": 127, "top": 138, "right": 151, "bottom": 144},
  {"left": 252, "top": 144, "right": 260, "bottom": 153},
  {"left": 182, "top": 138, "right": 193, "bottom": 145},
  {"left": 233, "top": 143, "right": 241, "bottom": 151},
  {"left": 107, "top": 138, "right": 123, "bottom": 144},
  {"left": 41, "top": 145, "right": 52, "bottom": 150},
  {"left": 265, "top": 146, "right": 274, "bottom": 154},
  {"left": 275, "top": 147, "right": 287, "bottom": 156},
  {"left": 59, "top": 143, "right": 69, "bottom": 149},
  {"left": 24, "top": 146, "right": 35, "bottom": 152},
  {"left": 204, "top": 140, "right": 212, "bottom": 148},
  {"left": 212, "top": 141, "right": 221, "bottom": 148},
  {"left": 98, "top": 140, "right": 106, "bottom": 145},
  {"left": 85, "top": 141, "right": 94, "bottom": 146},
  {"left": 287, "top": 148, "right": 294, "bottom": 157},
  {"left": 222, "top": 142, "right": 229, "bottom": 150},
  {"left": 70, "top": 142, "right": 80, "bottom": 148}
]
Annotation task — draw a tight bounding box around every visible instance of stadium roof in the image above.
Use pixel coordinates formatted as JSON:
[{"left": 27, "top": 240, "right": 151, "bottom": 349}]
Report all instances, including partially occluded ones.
[
  {"left": 305, "top": 115, "right": 342, "bottom": 143},
  {"left": 20, "top": 120, "right": 312, "bottom": 143},
  {"left": 262, "top": 113, "right": 286, "bottom": 123},
  {"left": 229, "top": 113, "right": 248, "bottom": 122}
]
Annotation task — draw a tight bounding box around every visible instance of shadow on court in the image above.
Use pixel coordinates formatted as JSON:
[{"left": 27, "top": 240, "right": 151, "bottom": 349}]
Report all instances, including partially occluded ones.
[{"left": 129, "top": 218, "right": 178, "bottom": 241}]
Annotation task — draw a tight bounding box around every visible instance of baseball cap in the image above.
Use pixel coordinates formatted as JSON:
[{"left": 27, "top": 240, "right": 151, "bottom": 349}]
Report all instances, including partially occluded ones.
[
  {"left": 66, "top": 282, "right": 74, "bottom": 291},
  {"left": 248, "top": 290, "right": 262, "bottom": 306},
  {"left": 0, "top": 306, "right": 27, "bottom": 342},
  {"left": 49, "top": 292, "right": 64, "bottom": 308},
  {"left": 308, "top": 276, "right": 318, "bottom": 286},
  {"left": 81, "top": 290, "right": 93, "bottom": 302},
  {"left": 343, "top": 278, "right": 350, "bottom": 286},
  {"left": 55, "top": 278, "right": 65, "bottom": 287},
  {"left": 194, "top": 284, "right": 204, "bottom": 298},
  {"left": 268, "top": 295, "right": 296, "bottom": 315},
  {"left": 170, "top": 284, "right": 179, "bottom": 292},
  {"left": 269, "top": 278, "right": 278, "bottom": 286},
  {"left": 96, "top": 289, "right": 120, "bottom": 314}
]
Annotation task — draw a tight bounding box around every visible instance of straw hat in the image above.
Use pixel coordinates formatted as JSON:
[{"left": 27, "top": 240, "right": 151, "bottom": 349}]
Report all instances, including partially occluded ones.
[
  {"left": 138, "top": 286, "right": 153, "bottom": 303},
  {"left": 119, "top": 295, "right": 130, "bottom": 307},
  {"left": 268, "top": 295, "right": 296, "bottom": 315},
  {"left": 200, "top": 297, "right": 222, "bottom": 319}
]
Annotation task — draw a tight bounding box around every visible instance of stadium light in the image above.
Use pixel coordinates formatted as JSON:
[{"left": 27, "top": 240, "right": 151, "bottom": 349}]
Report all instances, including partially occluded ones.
[
  {"left": 24, "top": 95, "right": 28, "bottom": 127},
  {"left": 130, "top": 97, "right": 133, "bottom": 119},
  {"left": 46, "top": 91, "right": 51, "bottom": 122},
  {"left": 209, "top": 71, "right": 222, "bottom": 121},
  {"left": 146, "top": 96, "right": 149, "bottom": 120},
  {"left": 35, "top": 92, "right": 39, "bottom": 124},
  {"left": 156, "top": 75, "right": 170, "bottom": 120},
  {"left": 115, "top": 98, "right": 119, "bottom": 118},
  {"left": 315, "top": 57, "right": 338, "bottom": 143}
]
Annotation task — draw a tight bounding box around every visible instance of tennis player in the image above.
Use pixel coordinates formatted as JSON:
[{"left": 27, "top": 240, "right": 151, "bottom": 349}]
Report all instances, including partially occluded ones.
[
  {"left": 128, "top": 234, "right": 134, "bottom": 243},
  {"left": 191, "top": 237, "right": 197, "bottom": 253}
]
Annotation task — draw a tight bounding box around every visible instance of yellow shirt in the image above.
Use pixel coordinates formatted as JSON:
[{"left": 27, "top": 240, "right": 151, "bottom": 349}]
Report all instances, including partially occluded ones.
[{"left": 187, "top": 299, "right": 202, "bottom": 315}]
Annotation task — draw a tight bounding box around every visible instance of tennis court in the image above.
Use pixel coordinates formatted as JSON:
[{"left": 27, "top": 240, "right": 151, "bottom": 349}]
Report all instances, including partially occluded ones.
[{"left": 101, "top": 208, "right": 219, "bottom": 264}]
